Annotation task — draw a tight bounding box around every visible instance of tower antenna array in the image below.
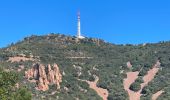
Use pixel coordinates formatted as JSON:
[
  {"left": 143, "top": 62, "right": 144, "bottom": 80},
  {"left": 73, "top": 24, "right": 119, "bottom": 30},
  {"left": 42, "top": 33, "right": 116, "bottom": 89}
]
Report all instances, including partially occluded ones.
[{"left": 76, "top": 11, "right": 85, "bottom": 39}]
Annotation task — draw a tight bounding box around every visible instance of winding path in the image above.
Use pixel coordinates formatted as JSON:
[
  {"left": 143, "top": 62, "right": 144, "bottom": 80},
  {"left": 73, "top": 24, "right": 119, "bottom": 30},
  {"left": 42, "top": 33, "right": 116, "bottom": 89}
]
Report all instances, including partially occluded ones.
[
  {"left": 78, "top": 76, "right": 109, "bottom": 100},
  {"left": 86, "top": 76, "right": 108, "bottom": 100}
]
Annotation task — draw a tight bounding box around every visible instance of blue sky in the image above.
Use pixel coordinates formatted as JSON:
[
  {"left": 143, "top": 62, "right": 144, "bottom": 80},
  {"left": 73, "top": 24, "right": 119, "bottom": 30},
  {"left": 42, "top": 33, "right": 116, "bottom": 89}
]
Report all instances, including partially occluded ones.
[{"left": 0, "top": 0, "right": 170, "bottom": 47}]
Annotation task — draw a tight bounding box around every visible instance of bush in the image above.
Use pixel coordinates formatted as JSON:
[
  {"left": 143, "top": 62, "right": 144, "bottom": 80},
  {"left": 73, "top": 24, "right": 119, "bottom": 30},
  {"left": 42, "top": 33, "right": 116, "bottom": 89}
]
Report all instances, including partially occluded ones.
[
  {"left": 97, "top": 82, "right": 107, "bottom": 89},
  {"left": 138, "top": 67, "right": 149, "bottom": 76},
  {"left": 129, "top": 82, "right": 141, "bottom": 92},
  {"left": 13, "top": 87, "right": 32, "bottom": 100},
  {"left": 107, "top": 94, "right": 114, "bottom": 100},
  {"left": 89, "top": 76, "right": 95, "bottom": 81},
  {"left": 0, "top": 69, "right": 31, "bottom": 100}
]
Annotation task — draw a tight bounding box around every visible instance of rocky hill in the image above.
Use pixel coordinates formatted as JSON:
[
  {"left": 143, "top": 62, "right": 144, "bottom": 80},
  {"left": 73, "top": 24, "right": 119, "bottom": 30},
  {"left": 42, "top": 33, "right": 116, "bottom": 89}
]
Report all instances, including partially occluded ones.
[{"left": 0, "top": 33, "right": 170, "bottom": 100}]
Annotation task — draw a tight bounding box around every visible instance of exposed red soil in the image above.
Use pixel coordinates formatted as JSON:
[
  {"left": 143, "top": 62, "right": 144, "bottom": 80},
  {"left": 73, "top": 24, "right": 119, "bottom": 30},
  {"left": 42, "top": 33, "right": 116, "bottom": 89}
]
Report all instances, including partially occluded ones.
[
  {"left": 86, "top": 76, "right": 109, "bottom": 100},
  {"left": 152, "top": 90, "right": 164, "bottom": 100},
  {"left": 123, "top": 71, "right": 140, "bottom": 100},
  {"left": 123, "top": 61, "right": 160, "bottom": 100},
  {"left": 139, "top": 67, "right": 159, "bottom": 93},
  {"left": 78, "top": 76, "right": 109, "bottom": 100},
  {"left": 8, "top": 56, "right": 34, "bottom": 62}
]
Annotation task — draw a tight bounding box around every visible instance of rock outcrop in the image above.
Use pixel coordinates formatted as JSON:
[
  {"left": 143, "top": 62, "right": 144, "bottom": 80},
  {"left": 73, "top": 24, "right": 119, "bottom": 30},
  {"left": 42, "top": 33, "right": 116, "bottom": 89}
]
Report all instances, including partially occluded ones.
[
  {"left": 25, "top": 63, "right": 62, "bottom": 91},
  {"left": 127, "top": 61, "right": 132, "bottom": 69}
]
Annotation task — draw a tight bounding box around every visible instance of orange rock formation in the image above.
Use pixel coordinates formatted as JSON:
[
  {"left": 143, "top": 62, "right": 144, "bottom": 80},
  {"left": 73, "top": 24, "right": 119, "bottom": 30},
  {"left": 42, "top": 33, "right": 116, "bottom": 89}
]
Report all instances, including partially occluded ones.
[{"left": 25, "top": 63, "right": 62, "bottom": 91}]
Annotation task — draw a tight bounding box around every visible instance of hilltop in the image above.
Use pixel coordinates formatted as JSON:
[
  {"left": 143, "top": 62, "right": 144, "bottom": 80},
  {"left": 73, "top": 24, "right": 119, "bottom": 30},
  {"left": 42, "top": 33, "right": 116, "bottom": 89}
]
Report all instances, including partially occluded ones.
[{"left": 0, "top": 33, "right": 170, "bottom": 100}]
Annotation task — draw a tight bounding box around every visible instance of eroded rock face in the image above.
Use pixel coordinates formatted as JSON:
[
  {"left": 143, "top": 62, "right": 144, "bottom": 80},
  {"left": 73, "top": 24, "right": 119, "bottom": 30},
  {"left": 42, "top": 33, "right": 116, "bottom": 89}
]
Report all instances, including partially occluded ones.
[
  {"left": 25, "top": 63, "right": 62, "bottom": 91},
  {"left": 53, "top": 64, "right": 62, "bottom": 89}
]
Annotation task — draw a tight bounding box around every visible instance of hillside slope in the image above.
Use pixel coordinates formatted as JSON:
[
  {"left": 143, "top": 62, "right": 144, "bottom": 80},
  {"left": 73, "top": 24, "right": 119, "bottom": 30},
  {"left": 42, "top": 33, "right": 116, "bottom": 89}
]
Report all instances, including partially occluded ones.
[{"left": 0, "top": 33, "right": 170, "bottom": 100}]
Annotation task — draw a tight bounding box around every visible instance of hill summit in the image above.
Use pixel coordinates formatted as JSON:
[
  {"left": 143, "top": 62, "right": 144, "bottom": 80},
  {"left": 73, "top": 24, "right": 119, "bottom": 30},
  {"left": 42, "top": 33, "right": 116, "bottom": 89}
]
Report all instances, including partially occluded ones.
[{"left": 0, "top": 33, "right": 170, "bottom": 100}]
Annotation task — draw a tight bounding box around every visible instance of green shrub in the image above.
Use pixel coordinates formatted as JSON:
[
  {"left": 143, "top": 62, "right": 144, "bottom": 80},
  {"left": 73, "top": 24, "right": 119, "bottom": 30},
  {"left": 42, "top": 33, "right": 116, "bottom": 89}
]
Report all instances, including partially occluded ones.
[{"left": 129, "top": 82, "right": 141, "bottom": 92}]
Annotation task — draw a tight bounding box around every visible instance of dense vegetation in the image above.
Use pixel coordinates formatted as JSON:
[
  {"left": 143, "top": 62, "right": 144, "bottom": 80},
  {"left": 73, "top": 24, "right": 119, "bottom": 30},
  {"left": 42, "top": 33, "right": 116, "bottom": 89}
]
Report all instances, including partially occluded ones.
[
  {"left": 0, "top": 33, "right": 170, "bottom": 100},
  {"left": 0, "top": 68, "right": 32, "bottom": 100}
]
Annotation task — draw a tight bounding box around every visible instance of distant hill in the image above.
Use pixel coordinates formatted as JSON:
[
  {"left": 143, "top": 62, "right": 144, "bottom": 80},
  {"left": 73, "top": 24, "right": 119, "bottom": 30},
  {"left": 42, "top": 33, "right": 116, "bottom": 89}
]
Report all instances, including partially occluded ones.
[{"left": 0, "top": 33, "right": 170, "bottom": 100}]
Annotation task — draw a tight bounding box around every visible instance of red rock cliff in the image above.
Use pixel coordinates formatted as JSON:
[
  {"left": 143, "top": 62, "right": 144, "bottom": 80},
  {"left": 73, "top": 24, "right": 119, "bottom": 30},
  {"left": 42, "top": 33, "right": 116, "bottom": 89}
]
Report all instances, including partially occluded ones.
[{"left": 25, "top": 63, "right": 62, "bottom": 91}]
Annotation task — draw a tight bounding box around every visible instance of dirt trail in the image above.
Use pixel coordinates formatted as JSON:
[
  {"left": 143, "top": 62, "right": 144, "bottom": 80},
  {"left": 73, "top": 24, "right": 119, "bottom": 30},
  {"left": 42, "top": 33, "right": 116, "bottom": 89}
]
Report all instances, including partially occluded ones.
[
  {"left": 86, "top": 76, "right": 109, "bottom": 100},
  {"left": 123, "top": 61, "right": 160, "bottom": 100},
  {"left": 152, "top": 90, "right": 164, "bottom": 100},
  {"left": 123, "top": 71, "right": 140, "bottom": 100},
  {"left": 8, "top": 56, "right": 34, "bottom": 62},
  {"left": 139, "top": 67, "right": 159, "bottom": 93},
  {"left": 78, "top": 76, "right": 108, "bottom": 100}
]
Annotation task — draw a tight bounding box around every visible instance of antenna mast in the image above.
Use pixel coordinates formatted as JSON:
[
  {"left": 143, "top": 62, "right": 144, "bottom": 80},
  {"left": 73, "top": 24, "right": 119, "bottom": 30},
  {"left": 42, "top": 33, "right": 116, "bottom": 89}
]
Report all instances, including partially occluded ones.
[{"left": 76, "top": 11, "right": 85, "bottom": 39}]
